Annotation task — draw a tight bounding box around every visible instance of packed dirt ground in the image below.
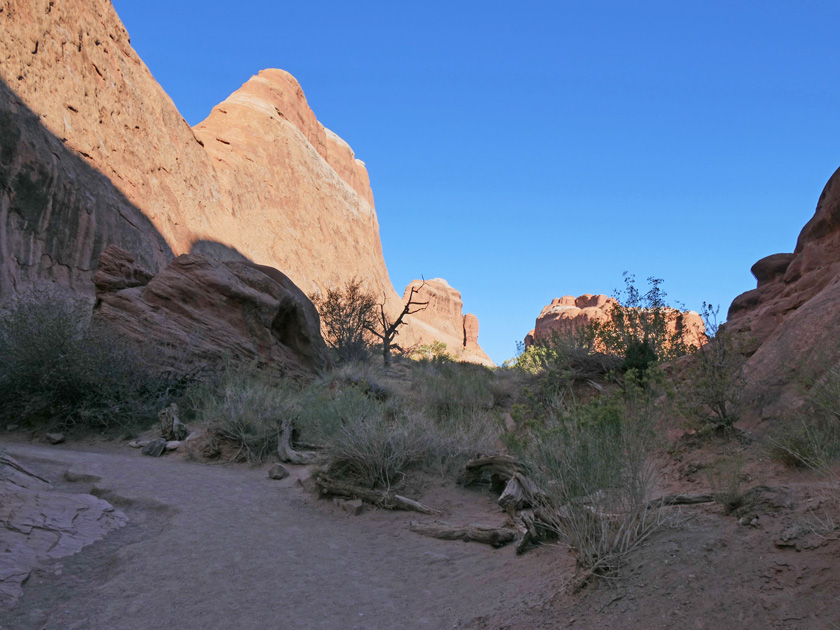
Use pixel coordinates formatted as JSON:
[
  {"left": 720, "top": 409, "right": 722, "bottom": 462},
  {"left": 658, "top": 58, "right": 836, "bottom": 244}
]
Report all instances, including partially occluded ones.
[{"left": 2, "top": 429, "right": 839, "bottom": 630}]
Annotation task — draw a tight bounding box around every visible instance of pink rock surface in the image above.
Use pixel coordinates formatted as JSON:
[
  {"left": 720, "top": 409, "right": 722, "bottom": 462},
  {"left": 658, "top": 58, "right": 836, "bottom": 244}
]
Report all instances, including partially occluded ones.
[
  {"left": 398, "top": 279, "right": 493, "bottom": 365},
  {"left": 0, "top": 1, "right": 488, "bottom": 362},
  {"left": 726, "top": 165, "right": 840, "bottom": 421},
  {"left": 93, "top": 246, "right": 329, "bottom": 375}
]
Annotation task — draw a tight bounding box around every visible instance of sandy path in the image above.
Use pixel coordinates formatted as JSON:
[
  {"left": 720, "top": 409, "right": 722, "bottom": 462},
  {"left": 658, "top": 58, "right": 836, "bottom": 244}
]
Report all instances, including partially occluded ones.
[{"left": 1, "top": 444, "right": 562, "bottom": 630}]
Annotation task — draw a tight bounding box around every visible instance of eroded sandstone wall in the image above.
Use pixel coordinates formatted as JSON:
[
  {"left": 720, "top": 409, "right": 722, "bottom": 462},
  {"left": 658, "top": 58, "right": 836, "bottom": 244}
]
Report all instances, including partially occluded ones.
[
  {"left": 0, "top": 0, "right": 490, "bottom": 360},
  {"left": 726, "top": 165, "right": 840, "bottom": 422}
]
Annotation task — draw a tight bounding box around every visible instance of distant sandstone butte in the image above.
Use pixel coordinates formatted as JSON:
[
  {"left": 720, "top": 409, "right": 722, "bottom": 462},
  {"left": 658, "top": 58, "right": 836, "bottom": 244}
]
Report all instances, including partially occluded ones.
[
  {"left": 0, "top": 0, "right": 489, "bottom": 361},
  {"left": 525, "top": 293, "right": 706, "bottom": 350},
  {"left": 726, "top": 165, "right": 840, "bottom": 422},
  {"left": 399, "top": 279, "right": 493, "bottom": 366}
]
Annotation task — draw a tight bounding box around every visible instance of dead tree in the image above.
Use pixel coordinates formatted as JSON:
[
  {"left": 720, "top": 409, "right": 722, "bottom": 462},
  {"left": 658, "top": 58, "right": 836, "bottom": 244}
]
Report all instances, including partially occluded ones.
[{"left": 364, "top": 281, "right": 429, "bottom": 366}]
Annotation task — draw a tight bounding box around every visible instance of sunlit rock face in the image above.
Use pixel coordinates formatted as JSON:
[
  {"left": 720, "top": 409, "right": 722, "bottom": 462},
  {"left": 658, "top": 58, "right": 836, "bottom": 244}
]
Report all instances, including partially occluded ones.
[
  {"left": 525, "top": 294, "right": 705, "bottom": 351},
  {"left": 726, "top": 165, "right": 840, "bottom": 422},
  {"left": 0, "top": 0, "right": 489, "bottom": 361},
  {"left": 398, "top": 279, "right": 493, "bottom": 366}
]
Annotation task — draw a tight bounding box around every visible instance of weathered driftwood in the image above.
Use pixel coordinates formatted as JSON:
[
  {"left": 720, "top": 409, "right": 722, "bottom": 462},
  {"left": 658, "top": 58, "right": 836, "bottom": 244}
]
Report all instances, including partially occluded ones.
[
  {"left": 315, "top": 474, "right": 440, "bottom": 515},
  {"left": 277, "top": 419, "right": 320, "bottom": 465},
  {"left": 410, "top": 520, "right": 517, "bottom": 548},
  {"left": 460, "top": 454, "right": 526, "bottom": 489},
  {"left": 645, "top": 493, "right": 715, "bottom": 509},
  {"left": 498, "top": 472, "right": 546, "bottom": 513}
]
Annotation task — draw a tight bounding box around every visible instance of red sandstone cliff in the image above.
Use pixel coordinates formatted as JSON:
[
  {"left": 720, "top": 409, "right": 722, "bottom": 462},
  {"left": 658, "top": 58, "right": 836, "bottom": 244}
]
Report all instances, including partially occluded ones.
[
  {"left": 726, "top": 165, "right": 840, "bottom": 421},
  {"left": 399, "top": 279, "right": 493, "bottom": 366},
  {"left": 0, "top": 0, "right": 489, "bottom": 361}
]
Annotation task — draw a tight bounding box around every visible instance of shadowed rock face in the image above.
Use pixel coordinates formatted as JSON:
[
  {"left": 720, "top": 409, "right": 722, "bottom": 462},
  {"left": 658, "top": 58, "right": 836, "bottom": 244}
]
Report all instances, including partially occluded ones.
[
  {"left": 93, "top": 246, "right": 329, "bottom": 375},
  {"left": 0, "top": 0, "right": 490, "bottom": 360},
  {"left": 726, "top": 166, "right": 840, "bottom": 422},
  {"left": 525, "top": 294, "right": 706, "bottom": 350}
]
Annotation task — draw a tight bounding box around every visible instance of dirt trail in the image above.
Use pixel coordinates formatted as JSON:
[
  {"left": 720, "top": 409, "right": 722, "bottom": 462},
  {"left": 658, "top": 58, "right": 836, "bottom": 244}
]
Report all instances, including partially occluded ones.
[{"left": 1, "top": 444, "right": 565, "bottom": 630}]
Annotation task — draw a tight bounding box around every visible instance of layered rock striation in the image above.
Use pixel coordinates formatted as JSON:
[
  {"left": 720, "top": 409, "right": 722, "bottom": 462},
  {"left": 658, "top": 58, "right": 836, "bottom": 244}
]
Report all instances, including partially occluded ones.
[
  {"left": 0, "top": 0, "right": 490, "bottom": 361},
  {"left": 726, "top": 165, "right": 840, "bottom": 421},
  {"left": 93, "top": 246, "right": 329, "bottom": 375}
]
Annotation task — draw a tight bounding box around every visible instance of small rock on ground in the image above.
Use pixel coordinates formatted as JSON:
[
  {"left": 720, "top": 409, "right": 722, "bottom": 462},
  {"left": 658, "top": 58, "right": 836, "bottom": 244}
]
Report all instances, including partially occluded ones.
[
  {"left": 337, "top": 498, "right": 365, "bottom": 516},
  {"left": 45, "top": 433, "right": 65, "bottom": 445},
  {"left": 141, "top": 439, "right": 167, "bottom": 457},
  {"left": 165, "top": 441, "right": 181, "bottom": 451},
  {"left": 268, "top": 464, "right": 290, "bottom": 480}
]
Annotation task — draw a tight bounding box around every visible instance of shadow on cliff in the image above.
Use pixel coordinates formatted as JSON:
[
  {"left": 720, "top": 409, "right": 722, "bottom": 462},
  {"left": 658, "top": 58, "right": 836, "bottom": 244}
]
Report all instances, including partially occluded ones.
[{"left": 0, "top": 78, "right": 327, "bottom": 372}]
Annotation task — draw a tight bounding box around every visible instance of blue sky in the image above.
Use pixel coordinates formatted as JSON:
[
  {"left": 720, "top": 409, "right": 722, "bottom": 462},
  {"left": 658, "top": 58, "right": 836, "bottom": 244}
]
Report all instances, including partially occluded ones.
[{"left": 112, "top": 1, "right": 840, "bottom": 364}]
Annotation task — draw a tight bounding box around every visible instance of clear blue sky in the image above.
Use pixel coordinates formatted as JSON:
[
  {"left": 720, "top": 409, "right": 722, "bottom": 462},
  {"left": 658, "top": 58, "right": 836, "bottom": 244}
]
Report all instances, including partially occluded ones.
[{"left": 112, "top": 0, "right": 840, "bottom": 364}]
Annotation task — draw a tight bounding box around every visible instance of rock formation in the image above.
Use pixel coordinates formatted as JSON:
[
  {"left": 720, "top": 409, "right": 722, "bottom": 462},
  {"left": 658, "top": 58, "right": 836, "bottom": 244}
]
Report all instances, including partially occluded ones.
[
  {"left": 525, "top": 293, "right": 706, "bottom": 351},
  {"left": 0, "top": 452, "right": 126, "bottom": 610},
  {"left": 0, "top": 0, "right": 489, "bottom": 362},
  {"left": 93, "top": 245, "right": 329, "bottom": 375},
  {"left": 726, "top": 165, "right": 840, "bottom": 422},
  {"left": 399, "top": 279, "right": 493, "bottom": 365}
]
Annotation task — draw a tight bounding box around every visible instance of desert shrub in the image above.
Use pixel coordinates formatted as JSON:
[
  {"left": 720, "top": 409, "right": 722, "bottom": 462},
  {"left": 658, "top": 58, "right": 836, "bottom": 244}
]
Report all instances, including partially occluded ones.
[
  {"left": 318, "top": 405, "right": 497, "bottom": 488},
  {"left": 705, "top": 455, "right": 747, "bottom": 513},
  {"left": 296, "top": 383, "right": 384, "bottom": 446},
  {"left": 592, "top": 273, "right": 698, "bottom": 367},
  {"left": 518, "top": 372, "right": 667, "bottom": 574},
  {"left": 0, "top": 288, "right": 175, "bottom": 432},
  {"left": 190, "top": 367, "right": 300, "bottom": 463},
  {"left": 512, "top": 329, "right": 622, "bottom": 383},
  {"left": 411, "top": 341, "right": 453, "bottom": 362},
  {"left": 296, "top": 364, "right": 499, "bottom": 488},
  {"left": 675, "top": 304, "right": 746, "bottom": 432},
  {"left": 310, "top": 278, "right": 377, "bottom": 363}
]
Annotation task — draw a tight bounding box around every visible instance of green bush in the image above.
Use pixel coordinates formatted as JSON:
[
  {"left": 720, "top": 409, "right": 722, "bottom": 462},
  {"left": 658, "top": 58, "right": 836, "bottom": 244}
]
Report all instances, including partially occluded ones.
[
  {"left": 592, "top": 273, "right": 697, "bottom": 366},
  {"left": 0, "top": 288, "right": 175, "bottom": 432}
]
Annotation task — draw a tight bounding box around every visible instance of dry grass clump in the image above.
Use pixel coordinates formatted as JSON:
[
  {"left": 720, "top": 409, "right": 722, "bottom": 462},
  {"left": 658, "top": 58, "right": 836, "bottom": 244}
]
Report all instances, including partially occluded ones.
[
  {"left": 769, "top": 364, "right": 840, "bottom": 471},
  {"left": 298, "top": 371, "right": 498, "bottom": 488},
  {"left": 705, "top": 455, "right": 747, "bottom": 513},
  {"left": 517, "top": 374, "right": 668, "bottom": 575},
  {"left": 189, "top": 368, "right": 300, "bottom": 463}
]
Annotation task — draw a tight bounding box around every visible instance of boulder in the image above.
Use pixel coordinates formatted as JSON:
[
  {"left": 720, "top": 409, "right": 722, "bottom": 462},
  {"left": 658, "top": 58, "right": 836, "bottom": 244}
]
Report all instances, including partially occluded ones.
[
  {"left": 268, "top": 464, "right": 290, "bottom": 480},
  {"left": 44, "top": 433, "right": 65, "bottom": 445},
  {"left": 92, "top": 246, "right": 329, "bottom": 376}
]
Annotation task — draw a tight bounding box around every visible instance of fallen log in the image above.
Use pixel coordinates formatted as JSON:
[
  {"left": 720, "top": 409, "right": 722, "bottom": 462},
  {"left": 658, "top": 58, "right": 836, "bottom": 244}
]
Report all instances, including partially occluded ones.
[
  {"left": 315, "top": 474, "right": 441, "bottom": 515},
  {"left": 277, "top": 419, "right": 320, "bottom": 465},
  {"left": 460, "top": 454, "right": 526, "bottom": 489},
  {"left": 410, "top": 520, "right": 517, "bottom": 548},
  {"left": 498, "top": 472, "right": 546, "bottom": 513}
]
